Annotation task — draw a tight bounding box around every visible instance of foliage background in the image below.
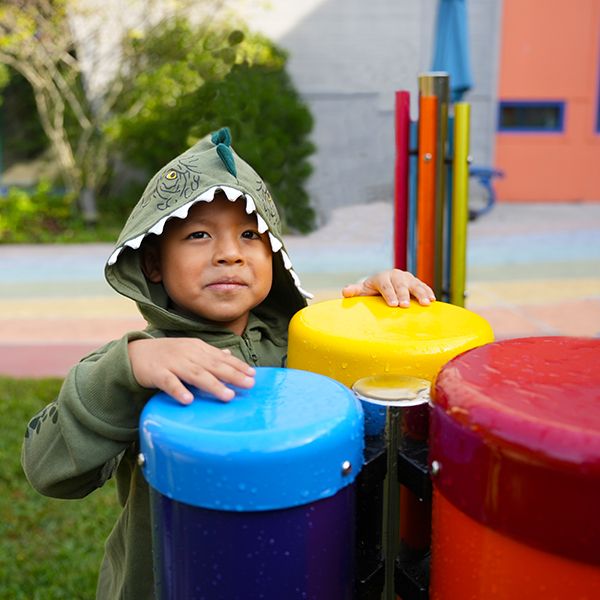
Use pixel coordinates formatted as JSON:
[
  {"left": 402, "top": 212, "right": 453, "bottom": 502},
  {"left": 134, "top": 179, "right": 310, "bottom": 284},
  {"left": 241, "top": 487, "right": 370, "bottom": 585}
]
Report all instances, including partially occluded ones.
[
  {"left": 106, "top": 21, "right": 315, "bottom": 232},
  {"left": 0, "top": 12, "right": 316, "bottom": 240},
  {"left": 0, "top": 71, "right": 47, "bottom": 164}
]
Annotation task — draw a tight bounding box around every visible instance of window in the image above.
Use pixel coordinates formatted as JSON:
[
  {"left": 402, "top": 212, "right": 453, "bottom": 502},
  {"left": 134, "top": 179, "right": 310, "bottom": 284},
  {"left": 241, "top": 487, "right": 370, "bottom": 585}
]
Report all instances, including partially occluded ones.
[
  {"left": 597, "top": 71, "right": 600, "bottom": 132},
  {"left": 498, "top": 101, "right": 565, "bottom": 132}
]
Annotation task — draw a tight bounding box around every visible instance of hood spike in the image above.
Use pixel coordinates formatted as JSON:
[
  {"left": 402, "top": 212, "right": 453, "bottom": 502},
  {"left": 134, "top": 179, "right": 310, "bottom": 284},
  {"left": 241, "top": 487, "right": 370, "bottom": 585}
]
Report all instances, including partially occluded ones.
[
  {"left": 245, "top": 195, "right": 256, "bottom": 214},
  {"left": 256, "top": 214, "right": 268, "bottom": 234},
  {"left": 269, "top": 233, "right": 283, "bottom": 253}
]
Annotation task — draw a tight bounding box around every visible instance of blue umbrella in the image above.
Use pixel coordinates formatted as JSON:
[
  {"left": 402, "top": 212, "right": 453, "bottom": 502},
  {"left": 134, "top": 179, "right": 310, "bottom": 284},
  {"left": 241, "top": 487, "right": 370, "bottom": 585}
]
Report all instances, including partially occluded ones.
[{"left": 431, "top": 0, "right": 474, "bottom": 102}]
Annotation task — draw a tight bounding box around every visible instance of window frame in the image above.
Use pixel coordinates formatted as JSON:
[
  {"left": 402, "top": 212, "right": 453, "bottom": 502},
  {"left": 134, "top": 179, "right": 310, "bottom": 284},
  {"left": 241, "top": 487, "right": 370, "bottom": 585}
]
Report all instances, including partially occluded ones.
[{"left": 497, "top": 100, "right": 566, "bottom": 133}]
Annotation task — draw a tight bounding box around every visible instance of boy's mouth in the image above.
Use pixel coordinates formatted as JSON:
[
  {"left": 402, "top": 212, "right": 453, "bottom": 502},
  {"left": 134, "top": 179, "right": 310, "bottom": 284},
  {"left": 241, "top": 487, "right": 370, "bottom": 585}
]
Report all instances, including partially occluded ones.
[{"left": 205, "top": 278, "right": 247, "bottom": 289}]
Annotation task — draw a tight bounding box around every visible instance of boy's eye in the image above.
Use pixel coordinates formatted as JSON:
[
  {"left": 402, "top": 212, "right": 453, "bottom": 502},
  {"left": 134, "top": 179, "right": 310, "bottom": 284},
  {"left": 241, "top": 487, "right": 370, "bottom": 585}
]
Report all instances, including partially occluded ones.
[
  {"left": 187, "top": 231, "right": 209, "bottom": 240},
  {"left": 241, "top": 230, "right": 261, "bottom": 240}
]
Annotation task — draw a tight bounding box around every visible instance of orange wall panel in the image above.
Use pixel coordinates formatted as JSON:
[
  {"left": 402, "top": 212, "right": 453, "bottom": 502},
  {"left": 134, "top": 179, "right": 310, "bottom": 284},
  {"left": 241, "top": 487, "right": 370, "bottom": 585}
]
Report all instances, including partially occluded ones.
[
  {"left": 499, "top": 0, "right": 597, "bottom": 98},
  {"left": 495, "top": 0, "right": 600, "bottom": 201}
]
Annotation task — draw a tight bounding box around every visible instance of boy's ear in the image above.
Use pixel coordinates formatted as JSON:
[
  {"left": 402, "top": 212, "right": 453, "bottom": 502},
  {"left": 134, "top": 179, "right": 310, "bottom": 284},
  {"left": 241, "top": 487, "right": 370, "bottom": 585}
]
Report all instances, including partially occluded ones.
[{"left": 140, "top": 242, "right": 163, "bottom": 283}]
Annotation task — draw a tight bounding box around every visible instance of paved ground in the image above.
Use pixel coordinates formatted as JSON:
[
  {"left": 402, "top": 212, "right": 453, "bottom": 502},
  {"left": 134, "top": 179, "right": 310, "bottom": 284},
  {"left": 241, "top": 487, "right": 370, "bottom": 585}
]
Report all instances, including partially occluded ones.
[{"left": 1, "top": 202, "right": 599, "bottom": 378}]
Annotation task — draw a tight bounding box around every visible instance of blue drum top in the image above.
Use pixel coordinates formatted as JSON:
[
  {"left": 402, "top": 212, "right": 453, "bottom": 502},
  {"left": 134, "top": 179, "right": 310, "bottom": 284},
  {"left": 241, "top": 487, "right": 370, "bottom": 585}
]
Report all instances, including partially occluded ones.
[{"left": 139, "top": 367, "right": 364, "bottom": 511}]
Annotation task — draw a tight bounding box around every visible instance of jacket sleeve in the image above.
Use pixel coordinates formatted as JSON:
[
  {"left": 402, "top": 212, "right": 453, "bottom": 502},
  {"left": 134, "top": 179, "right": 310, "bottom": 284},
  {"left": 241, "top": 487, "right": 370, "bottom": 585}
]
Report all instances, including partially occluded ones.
[{"left": 21, "top": 331, "right": 154, "bottom": 499}]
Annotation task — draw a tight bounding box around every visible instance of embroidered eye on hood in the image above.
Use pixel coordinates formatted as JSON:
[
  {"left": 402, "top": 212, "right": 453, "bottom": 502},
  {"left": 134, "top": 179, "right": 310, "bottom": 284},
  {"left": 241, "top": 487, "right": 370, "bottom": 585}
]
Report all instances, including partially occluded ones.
[{"left": 104, "top": 127, "right": 311, "bottom": 330}]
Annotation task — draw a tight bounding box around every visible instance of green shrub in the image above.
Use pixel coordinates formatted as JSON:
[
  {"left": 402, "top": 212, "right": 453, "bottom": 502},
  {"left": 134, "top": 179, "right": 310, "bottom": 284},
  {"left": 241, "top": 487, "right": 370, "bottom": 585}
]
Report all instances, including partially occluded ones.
[
  {"left": 105, "top": 19, "right": 250, "bottom": 171},
  {"left": 0, "top": 68, "right": 48, "bottom": 166},
  {"left": 106, "top": 21, "right": 315, "bottom": 232},
  {"left": 0, "top": 182, "right": 74, "bottom": 242},
  {"left": 189, "top": 60, "right": 315, "bottom": 232},
  {"left": 0, "top": 182, "right": 121, "bottom": 243}
]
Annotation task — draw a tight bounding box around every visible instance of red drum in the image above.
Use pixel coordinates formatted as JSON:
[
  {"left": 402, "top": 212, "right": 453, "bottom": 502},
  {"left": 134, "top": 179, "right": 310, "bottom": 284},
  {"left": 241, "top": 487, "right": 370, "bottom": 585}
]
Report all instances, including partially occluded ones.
[{"left": 429, "top": 337, "right": 600, "bottom": 599}]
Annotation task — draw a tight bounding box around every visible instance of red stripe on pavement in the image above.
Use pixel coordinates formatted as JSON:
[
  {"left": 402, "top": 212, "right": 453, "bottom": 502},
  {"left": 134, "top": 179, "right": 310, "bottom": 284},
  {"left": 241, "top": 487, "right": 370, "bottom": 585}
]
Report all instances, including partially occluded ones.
[{"left": 0, "top": 344, "right": 99, "bottom": 378}]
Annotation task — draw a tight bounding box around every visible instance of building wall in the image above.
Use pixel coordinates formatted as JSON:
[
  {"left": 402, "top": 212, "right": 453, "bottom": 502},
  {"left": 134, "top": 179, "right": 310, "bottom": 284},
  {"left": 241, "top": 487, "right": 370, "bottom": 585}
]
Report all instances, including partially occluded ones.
[
  {"left": 495, "top": 0, "right": 600, "bottom": 201},
  {"left": 243, "top": 0, "right": 502, "bottom": 221},
  {"left": 69, "top": 0, "right": 503, "bottom": 220}
]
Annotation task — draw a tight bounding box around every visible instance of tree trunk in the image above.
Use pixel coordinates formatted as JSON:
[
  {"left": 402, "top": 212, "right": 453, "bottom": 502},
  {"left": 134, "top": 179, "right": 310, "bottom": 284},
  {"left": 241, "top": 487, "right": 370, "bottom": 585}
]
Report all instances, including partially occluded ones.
[{"left": 79, "top": 186, "right": 98, "bottom": 224}]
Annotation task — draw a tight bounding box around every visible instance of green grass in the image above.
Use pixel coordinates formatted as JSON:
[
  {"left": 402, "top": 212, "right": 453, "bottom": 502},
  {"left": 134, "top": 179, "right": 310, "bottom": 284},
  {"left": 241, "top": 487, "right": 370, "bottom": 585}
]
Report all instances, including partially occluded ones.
[{"left": 0, "top": 378, "right": 120, "bottom": 599}]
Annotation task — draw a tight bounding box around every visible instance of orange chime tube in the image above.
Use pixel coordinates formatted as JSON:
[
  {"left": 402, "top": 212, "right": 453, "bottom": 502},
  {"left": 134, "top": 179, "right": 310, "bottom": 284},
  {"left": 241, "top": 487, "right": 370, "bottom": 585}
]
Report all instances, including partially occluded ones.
[
  {"left": 418, "top": 73, "right": 449, "bottom": 300},
  {"left": 416, "top": 95, "right": 437, "bottom": 289}
]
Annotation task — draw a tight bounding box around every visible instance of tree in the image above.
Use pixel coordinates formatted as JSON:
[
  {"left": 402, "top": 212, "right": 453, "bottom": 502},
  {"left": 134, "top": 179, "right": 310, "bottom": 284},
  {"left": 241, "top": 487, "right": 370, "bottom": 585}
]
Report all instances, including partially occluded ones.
[
  {"left": 0, "top": 0, "right": 245, "bottom": 223},
  {"left": 107, "top": 24, "right": 315, "bottom": 232}
]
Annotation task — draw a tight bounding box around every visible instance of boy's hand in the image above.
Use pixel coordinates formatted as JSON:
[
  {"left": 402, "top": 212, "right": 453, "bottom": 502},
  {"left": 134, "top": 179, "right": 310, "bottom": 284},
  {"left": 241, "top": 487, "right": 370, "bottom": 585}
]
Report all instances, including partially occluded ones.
[
  {"left": 342, "top": 269, "right": 436, "bottom": 308},
  {"left": 128, "top": 338, "right": 255, "bottom": 404}
]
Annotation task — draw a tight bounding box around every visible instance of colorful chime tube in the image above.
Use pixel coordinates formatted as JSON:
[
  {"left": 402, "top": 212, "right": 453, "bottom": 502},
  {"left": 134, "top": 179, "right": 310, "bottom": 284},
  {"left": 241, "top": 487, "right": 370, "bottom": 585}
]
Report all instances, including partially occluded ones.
[
  {"left": 394, "top": 91, "right": 410, "bottom": 271},
  {"left": 419, "top": 73, "right": 450, "bottom": 299},
  {"left": 415, "top": 94, "right": 437, "bottom": 289},
  {"left": 393, "top": 80, "right": 469, "bottom": 308},
  {"left": 449, "top": 103, "right": 470, "bottom": 307}
]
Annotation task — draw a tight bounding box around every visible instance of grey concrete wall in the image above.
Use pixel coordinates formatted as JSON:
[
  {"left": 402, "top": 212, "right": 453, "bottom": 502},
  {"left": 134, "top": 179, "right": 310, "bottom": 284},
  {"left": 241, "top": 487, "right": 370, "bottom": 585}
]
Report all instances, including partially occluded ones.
[
  {"left": 69, "top": 0, "right": 502, "bottom": 222},
  {"left": 464, "top": 0, "right": 503, "bottom": 172},
  {"left": 243, "top": 0, "right": 502, "bottom": 222}
]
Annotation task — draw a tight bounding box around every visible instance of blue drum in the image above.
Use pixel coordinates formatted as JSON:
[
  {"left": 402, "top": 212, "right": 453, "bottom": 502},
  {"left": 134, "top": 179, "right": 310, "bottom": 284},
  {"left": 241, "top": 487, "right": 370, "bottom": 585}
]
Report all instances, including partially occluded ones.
[{"left": 139, "top": 367, "right": 364, "bottom": 600}]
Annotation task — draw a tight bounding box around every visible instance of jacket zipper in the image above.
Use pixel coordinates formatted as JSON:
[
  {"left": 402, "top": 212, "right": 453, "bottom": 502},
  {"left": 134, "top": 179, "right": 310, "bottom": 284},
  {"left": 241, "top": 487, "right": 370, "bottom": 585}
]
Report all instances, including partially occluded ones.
[{"left": 241, "top": 333, "right": 259, "bottom": 366}]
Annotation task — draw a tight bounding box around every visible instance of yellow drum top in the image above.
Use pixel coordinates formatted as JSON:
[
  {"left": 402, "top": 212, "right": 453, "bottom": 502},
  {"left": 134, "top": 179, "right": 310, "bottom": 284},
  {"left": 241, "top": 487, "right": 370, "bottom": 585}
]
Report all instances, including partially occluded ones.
[
  {"left": 288, "top": 297, "right": 494, "bottom": 386},
  {"left": 291, "top": 297, "right": 493, "bottom": 347}
]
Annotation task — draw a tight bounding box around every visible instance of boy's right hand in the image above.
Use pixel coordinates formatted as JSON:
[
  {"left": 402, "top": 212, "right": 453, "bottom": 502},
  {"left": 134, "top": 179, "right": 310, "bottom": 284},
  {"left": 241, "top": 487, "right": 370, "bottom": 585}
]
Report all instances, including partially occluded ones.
[{"left": 128, "top": 338, "right": 255, "bottom": 404}]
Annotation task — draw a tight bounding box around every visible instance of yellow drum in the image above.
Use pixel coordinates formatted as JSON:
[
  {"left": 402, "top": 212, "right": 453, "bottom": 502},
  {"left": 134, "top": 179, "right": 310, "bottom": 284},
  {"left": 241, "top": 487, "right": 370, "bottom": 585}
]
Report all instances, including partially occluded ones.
[
  {"left": 288, "top": 296, "right": 494, "bottom": 598},
  {"left": 288, "top": 296, "right": 494, "bottom": 385}
]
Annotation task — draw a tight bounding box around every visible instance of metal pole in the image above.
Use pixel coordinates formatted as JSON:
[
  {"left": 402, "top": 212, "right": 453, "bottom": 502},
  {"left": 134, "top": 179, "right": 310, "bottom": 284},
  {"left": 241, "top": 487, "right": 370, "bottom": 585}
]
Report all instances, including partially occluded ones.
[{"left": 353, "top": 375, "right": 431, "bottom": 600}]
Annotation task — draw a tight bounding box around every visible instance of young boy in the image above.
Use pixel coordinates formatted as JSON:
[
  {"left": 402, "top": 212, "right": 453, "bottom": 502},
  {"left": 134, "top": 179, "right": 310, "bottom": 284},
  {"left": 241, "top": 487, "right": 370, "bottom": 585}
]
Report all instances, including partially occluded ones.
[{"left": 21, "top": 128, "right": 434, "bottom": 599}]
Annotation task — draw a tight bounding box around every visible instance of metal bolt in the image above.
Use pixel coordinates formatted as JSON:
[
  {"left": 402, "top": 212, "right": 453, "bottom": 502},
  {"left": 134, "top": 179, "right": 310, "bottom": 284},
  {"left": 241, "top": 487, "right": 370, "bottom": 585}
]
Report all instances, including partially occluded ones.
[
  {"left": 424, "top": 153, "right": 432, "bottom": 162},
  {"left": 137, "top": 453, "right": 146, "bottom": 468},
  {"left": 341, "top": 460, "right": 352, "bottom": 476},
  {"left": 467, "top": 154, "right": 473, "bottom": 164},
  {"left": 430, "top": 460, "right": 441, "bottom": 476}
]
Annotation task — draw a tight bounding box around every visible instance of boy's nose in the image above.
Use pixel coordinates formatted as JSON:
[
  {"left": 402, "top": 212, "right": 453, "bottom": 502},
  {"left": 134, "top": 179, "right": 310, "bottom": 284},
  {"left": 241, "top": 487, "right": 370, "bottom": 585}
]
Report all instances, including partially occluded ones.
[{"left": 214, "top": 238, "right": 244, "bottom": 265}]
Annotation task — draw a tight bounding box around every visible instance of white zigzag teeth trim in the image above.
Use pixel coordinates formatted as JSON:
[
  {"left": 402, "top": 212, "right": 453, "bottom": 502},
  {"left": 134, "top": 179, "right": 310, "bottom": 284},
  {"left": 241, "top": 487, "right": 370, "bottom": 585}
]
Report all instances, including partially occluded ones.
[
  {"left": 198, "top": 188, "right": 217, "bottom": 201},
  {"left": 149, "top": 196, "right": 215, "bottom": 236},
  {"left": 125, "top": 233, "right": 146, "bottom": 251},
  {"left": 148, "top": 219, "right": 167, "bottom": 236},
  {"left": 288, "top": 270, "right": 313, "bottom": 298},
  {"left": 170, "top": 202, "right": 193, "bottom": 220},
  {"left": 107, "top": 186, "right": 249, "bottom": 267},
  {"left": 245, "top": 195, "right": 256, "bottom": 214},
  {"left": 107, "top": 247, "right": 123, "bottom": 266},
  {"left": 218, "top": 185, "right": 243, "bottom": 201},
  {"left": 281, "top": 250, "right": 292, "bottom": 270},
  {"left": 289, "top": 269, "right": 301, "bottom": 287},
  {"left": 256, "top": 214, "right": 268, "bottom": 234},
  {"left": 268, "top": 233, "right": 283, "bottom": 253}
]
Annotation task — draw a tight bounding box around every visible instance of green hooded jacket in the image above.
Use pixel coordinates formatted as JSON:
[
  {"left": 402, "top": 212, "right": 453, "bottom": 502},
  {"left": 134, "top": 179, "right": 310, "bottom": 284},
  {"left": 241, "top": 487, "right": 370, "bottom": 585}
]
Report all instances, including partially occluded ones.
[{"left": 21, "top": 129, "right": 309, "bottom": 599}]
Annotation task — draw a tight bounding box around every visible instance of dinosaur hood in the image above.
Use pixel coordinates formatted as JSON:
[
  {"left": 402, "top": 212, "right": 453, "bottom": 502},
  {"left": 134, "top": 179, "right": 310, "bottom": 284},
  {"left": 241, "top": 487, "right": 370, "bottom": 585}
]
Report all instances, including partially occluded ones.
[{"left": 104, "top": 128, "right": 310, "bottom": 332}]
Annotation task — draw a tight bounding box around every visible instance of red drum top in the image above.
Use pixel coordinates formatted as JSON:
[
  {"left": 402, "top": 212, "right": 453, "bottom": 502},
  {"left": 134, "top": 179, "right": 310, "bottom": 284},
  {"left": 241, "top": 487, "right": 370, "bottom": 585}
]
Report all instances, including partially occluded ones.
[
  {"left": 430, "top": 336, "right": 600, "bottom": 564},
  {"left": 434, "top": 336, "right": 600, "bottom": 465}
]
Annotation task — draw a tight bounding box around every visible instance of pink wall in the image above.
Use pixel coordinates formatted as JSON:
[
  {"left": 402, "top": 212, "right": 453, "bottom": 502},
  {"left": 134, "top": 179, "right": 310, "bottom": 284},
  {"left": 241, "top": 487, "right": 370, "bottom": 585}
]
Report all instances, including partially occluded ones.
[{"left": 495, "top": 0, "right": 600, "bottom": 201}]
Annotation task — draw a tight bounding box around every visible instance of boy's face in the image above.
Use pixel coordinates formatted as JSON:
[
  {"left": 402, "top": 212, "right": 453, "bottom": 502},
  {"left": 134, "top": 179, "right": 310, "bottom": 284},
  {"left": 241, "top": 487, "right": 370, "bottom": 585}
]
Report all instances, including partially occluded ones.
[{"left": 143, "top": 195, "right": 273, "bottom": 336}]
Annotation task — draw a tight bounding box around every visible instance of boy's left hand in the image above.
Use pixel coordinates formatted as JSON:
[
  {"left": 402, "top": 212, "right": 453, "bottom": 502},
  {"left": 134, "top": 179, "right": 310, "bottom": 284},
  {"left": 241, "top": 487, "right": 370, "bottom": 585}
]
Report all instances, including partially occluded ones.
[{"left": 342, "top": 269, "right": 436, "bottom": 308}]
